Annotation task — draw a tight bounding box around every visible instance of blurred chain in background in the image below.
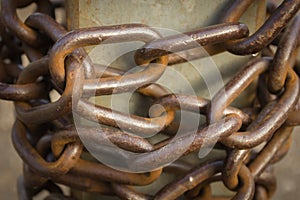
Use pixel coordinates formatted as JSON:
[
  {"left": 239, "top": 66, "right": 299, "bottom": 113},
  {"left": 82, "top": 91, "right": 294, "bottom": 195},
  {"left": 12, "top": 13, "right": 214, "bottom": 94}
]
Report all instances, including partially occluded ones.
[{"left": 1, "top": 0, "right": 300, "bottom": 199}]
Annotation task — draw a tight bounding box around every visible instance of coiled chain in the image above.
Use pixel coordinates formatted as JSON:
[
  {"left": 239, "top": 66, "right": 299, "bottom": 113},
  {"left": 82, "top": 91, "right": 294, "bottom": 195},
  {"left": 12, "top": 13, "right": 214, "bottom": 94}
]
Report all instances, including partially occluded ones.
[{"left": 1, "top": 0, "right": 300, "bottom": 199}]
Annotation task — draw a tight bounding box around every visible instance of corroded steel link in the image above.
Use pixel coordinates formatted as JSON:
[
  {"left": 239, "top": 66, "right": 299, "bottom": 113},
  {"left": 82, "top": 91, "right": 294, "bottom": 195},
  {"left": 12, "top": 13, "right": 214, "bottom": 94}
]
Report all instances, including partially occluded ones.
[
  {"left": 15, "top": 56, "right": 85, "bottom": 125},
  {"left": 22, "top": 165, "right": 114, "bottom": 195},
  {"left": 257, "top": 73, "right": 277, "bottom": 107},
  {"left": 1, "top": 0, "right": 53, "bottom": 47},
  {"left": 13, "top": 16, "right": 89, "bottom": 125},
  {"left": 76, "top": 98, "right": 175, "bottom": 136},
  {"left": 0, "top": 44, "right": 45, "bottom": 102},
  {"left": 1, "top": 0, "right": 300, "bottom": 199},
  {"left": 14, "top": 23, "right": 175, "bottom": 134},
  {"left": 129, "top": 114, "right": 241, "bottom": 167},
  {"left": 268, "top": 15, "right": 300, "bottom": 93},
  {"left": 222, "top": 0, "right": 300, "bottom": 55},
  {"left": 0, "top": 82, "right": 46, "bottom": 101},
  {"left": 167, "top": 43, "right": 225, "bottom": 65},
  {"left": 221, "top": 67, "right": 299, "bottom": 149},
  {"left": 222, "top": 125, "right": 293, "bottom": 192},
  {"left": 210, "top": 59, "right": 299, "bottom": 149},
  {"left": 12, "top": 120, "right": 83, "bottom": 177},
  {"left": 49, "top": 24, "right": 168, "bottom": 88},
  {"left": 213, "top": 58, "right": 299, "bottom": 190},
  {"left": 155, "top": 160, "right": 254, "bottom": 200},
  {"left": 90, "top": 64, "right": 176, "bottom": 98},
  {"left": 66, "top": 113, "right": 241, "bottom": 171},
  {"left": 269, "top": 133, "right": 293, "bottom": 164},
  {"left": 111, "top": 183, "right": 152, "bottom": 200},
  {"left": 134, "top": 22, "right": 249, "bottom": 65},
  {"left": 255, "top": 167, "right": 277, "bottom": 199},
  {"left": 209, "top": 59, "right": 271, "bottom": 123},
  {"left": 222, "top": 149, "right": 249, "bottom": 190},
  {"left": 13, "top": 120, "right": 164, "bottom": 186},
  {"left": 25, "top": 13, "right": 67, "bottom": 41},
  {"left": 152, "top": 94, "right": 251, "bottom": 124},
  {"left": 184, "top": 175, "right": 221, "bottom": 199},
  {"left": 51, "top": 127, "right": 154, "bottom": 154},
  {"left": 81, "top": 68, "right": 176, "bottom": 135},
  {"left": 249, "top": 125, "right": 294, "bottom": 178},
  {"left": 25, "top": 12, "right": 95, "bottom": 78},
  {"left": 70, "top": 160, "right": 163, "bottom": 186}
]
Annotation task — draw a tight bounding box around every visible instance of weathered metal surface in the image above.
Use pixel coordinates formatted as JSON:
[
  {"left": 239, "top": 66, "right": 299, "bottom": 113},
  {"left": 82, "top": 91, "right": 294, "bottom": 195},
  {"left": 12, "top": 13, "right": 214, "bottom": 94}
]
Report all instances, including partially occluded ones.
[{"left": 0, "top": 0, "right": 300, "bottom": 199}]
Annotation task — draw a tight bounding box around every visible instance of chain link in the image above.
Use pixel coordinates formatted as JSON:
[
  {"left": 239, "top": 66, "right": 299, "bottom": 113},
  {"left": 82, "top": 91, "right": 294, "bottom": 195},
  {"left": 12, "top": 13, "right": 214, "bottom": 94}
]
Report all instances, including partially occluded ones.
[{"left": 1, "top": 0, "right": 300, "bottom": 199}]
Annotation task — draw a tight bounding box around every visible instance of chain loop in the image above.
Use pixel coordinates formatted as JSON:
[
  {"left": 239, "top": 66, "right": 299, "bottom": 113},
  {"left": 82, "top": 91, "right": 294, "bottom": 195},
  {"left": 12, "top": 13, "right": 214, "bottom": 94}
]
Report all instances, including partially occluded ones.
[{"left": 0, "top": 0, "right": 300, "bottom": 199}]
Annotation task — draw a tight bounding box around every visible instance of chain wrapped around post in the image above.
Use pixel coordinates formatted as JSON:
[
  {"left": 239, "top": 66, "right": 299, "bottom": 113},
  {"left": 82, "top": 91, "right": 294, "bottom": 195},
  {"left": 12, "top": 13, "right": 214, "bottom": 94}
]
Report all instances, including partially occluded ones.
[{"left": 1, "top": 0, "right": 300, "bottom": 199}]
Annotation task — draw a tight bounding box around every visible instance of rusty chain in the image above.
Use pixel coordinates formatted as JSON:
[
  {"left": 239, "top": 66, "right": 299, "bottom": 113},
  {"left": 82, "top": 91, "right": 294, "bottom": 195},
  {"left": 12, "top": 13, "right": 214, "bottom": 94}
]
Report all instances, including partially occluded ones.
[{"left": 1, "top": 0, "right": 300, "bottom": 199}]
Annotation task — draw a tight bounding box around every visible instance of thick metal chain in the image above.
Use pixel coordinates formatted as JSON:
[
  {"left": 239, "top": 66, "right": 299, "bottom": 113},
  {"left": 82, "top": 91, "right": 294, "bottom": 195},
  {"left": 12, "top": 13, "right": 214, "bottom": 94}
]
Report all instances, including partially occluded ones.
[{"left": 1, "top": 0, "right": 300, "bottom": 199}]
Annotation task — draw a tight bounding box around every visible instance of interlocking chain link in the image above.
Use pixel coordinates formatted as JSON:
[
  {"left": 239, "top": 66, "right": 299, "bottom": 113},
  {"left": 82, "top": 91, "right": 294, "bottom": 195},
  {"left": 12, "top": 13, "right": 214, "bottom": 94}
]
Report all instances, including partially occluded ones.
[{"left": 1, "top": 0, "right": 300, "bottom": 199}]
